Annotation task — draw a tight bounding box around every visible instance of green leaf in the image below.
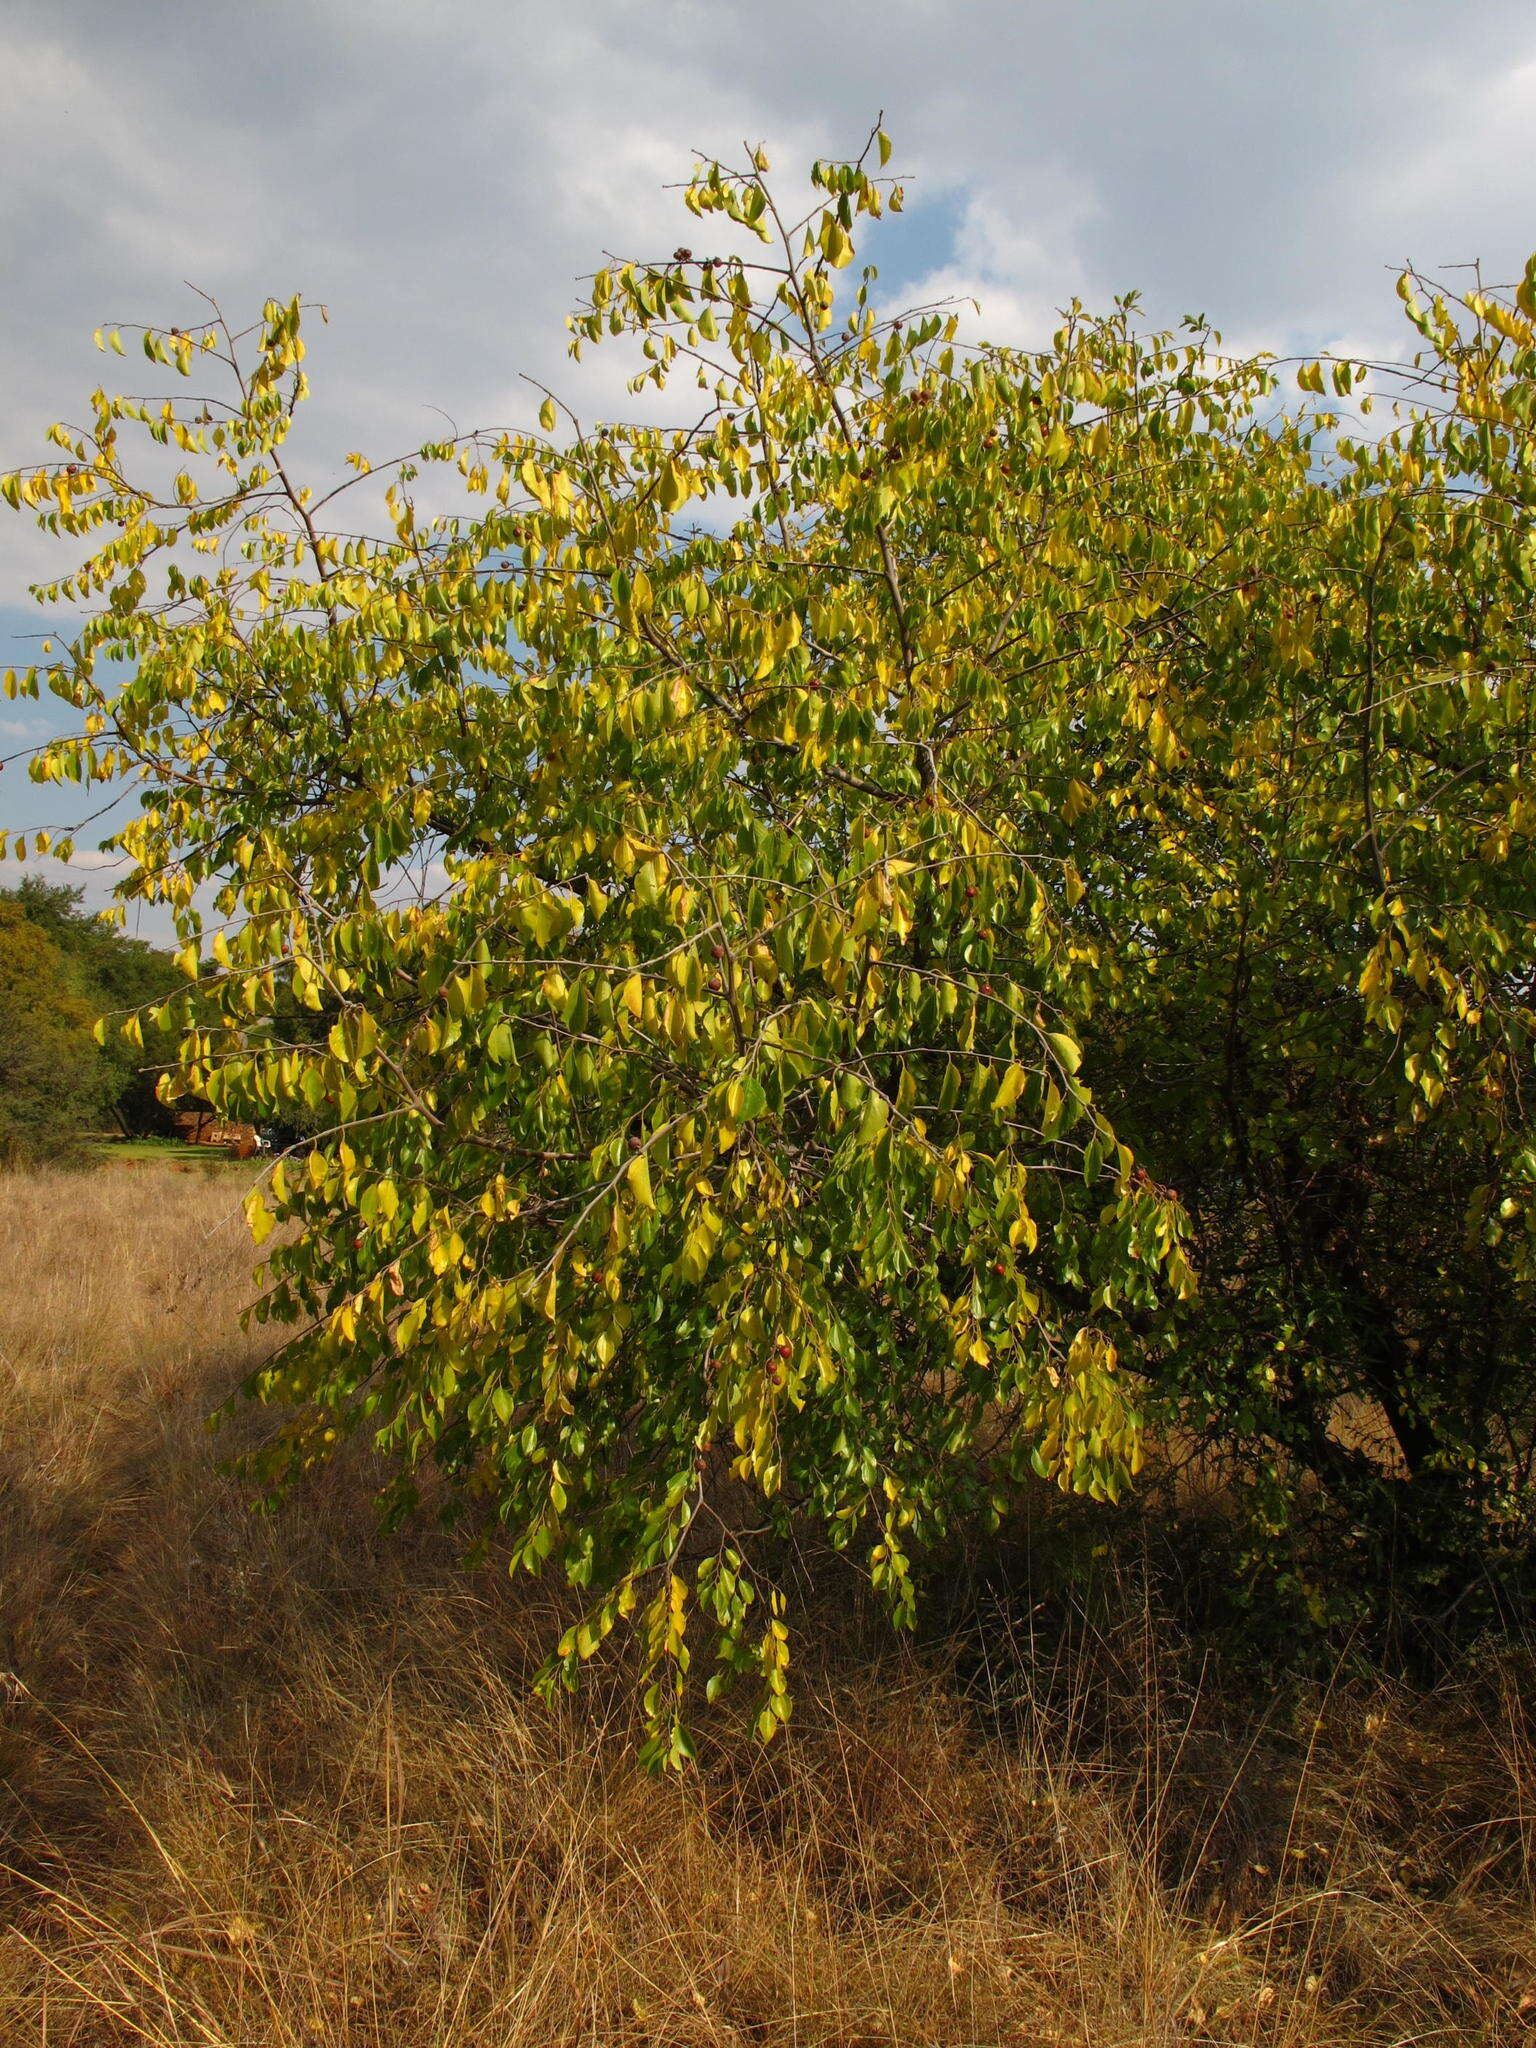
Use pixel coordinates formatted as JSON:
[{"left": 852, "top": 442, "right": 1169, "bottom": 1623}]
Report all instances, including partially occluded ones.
[{"left": 1044, "top": 1031, "right": 1082, "bottom": 1076}]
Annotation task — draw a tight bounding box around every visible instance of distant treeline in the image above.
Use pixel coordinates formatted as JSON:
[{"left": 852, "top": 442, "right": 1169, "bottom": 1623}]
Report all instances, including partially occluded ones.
[{"left": 0, "top": 879, "right": 177, "bottom": 1161}]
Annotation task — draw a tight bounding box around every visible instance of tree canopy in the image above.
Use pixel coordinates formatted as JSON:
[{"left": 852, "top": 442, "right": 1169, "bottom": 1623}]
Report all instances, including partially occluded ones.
[
  {"left": 2, "top": 877, "right": 179, "bottom": 1138},
  {"left": 5, "top": 131, "right": 1535, "bottom": 1754},
  {"left": 0, "top": 896, "right": 104, "bottom": 1163},
  {"left": 0, "top": 879, "right": 176, "bottom": 1156}
]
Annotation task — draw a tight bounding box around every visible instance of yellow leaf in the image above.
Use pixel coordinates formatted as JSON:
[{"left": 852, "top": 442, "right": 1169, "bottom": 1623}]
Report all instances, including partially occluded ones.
[
  {"left": 627, "top": 1153, "right": 655, "bottom": 1211},
  {"left": 994, "top": 1062, "right": 1026, "bottom": 1112},
  {"left": 244, "top": 1190, "right": 274, "bottom": 1246},
  {"left": 1009, "top": 1211, "right": 1039, "bottom": 1252},
  {"left": 1045, "top": 1031, "right": 1082, "bottom": 1076}
]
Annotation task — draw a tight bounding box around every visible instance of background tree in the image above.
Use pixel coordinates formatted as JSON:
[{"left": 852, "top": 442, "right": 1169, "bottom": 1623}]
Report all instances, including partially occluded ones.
[
  {"left": 2, "top": 877, "right": 177, "bottom": 1135},
  {"left": 0, "top": 898, "right": 106, "bottom": 1161},
  {"left": 4, "top": 135, "right": 1534, "bottom": 1750}
]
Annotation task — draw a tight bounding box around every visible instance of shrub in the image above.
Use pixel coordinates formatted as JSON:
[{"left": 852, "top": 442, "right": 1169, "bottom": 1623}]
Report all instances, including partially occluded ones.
[{"left": 5, "top": 134, "right": 1534, "bottom": 1748}]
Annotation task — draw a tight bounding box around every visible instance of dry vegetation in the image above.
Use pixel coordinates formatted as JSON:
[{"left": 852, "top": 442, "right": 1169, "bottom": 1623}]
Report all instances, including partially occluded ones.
[{"left": 2, "top": 1162, "right": 1535, "bottom": 2047}]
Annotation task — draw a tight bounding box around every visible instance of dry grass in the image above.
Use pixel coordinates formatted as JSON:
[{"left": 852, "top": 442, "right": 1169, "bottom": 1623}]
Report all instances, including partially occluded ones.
[{"left": 2, "top": 1162, "right": 1534, "bottom": 2047}]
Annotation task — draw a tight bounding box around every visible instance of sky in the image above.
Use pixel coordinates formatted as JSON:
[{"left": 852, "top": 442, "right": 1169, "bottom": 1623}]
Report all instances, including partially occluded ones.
[{"left": 4, "top": 0, "right": 1536, "bottom": 929}]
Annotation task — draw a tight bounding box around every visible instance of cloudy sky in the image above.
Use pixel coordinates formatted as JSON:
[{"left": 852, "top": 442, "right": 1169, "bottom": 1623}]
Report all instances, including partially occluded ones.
[{"left": 4, "top": 0, "right": 1535, "bottom": 922}]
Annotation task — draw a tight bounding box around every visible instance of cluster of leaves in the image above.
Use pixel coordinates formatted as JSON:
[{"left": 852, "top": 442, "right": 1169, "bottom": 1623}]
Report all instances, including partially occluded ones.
[
  {"left": 1084, "top": 262, "right": 1536, "bottom": 1618},
  {"left": 4, "top": 131, "right": 1535, "bottom": 1752}
]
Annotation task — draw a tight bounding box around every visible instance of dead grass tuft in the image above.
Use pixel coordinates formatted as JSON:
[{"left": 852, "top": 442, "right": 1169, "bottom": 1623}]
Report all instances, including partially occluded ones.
[{"left": 1, "top": 1163, "right": 1533, "bottom": 2045}]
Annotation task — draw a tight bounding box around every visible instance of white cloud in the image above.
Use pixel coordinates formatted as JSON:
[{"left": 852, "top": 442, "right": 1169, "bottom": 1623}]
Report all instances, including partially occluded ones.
[
  {"left": 54, "top": 846, "right": 127, "bottom": 871},
  {"left": 884, "top": 176, "right": 1099, "bottom": 352}
]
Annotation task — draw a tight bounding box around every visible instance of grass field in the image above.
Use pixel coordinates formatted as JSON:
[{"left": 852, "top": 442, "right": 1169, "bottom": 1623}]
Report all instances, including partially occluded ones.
[
  {"left": 88, "top": 1138, "right": 254, "bottom": 1171},
  {"left": 2, "top": 1164, "right": 1533, "bottom": 2046}
]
